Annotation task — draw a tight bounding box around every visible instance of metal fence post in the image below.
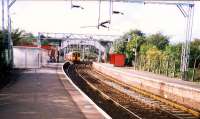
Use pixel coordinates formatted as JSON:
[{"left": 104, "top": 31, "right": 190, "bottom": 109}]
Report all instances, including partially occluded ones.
[
  {"left": 166, "top": 59, "right": 169, "bottom": 76},
  {"left": 25, "top": 48, "right": 27, "bottom": 68},
  {"left": 159, "top": 60, "right": 161, "bottom": 74},
  {"left": 38, "top": 53, "right": 40, "bottom": 68},
  {"left": 173, "top": 61, "right": 176, "bottom": 77}
]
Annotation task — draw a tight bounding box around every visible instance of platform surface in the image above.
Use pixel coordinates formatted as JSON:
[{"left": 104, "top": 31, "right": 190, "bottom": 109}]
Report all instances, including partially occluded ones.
[
  {"left": 98, "top": 63, "right": 200, "bottom": 89},
  {"left": 0, "top": 63, "right": 106, "bottom": 119}
]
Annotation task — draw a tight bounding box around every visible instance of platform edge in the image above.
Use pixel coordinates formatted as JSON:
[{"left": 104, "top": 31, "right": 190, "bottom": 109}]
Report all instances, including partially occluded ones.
[{"left": 61, "top": 65, "right": 112, "bottom": 119}]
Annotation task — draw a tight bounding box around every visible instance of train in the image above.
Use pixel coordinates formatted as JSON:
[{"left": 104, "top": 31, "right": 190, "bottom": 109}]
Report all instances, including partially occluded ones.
[{"left": 65, "top": 51, "right": 81, "bottom": 62}]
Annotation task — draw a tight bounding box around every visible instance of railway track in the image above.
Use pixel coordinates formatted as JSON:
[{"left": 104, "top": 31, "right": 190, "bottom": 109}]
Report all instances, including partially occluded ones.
[
  {"left": 64, "top": 63, "right": 199, "bottom": 119},
  {"left": 81, "top": 68, "right": 199, "bottom": 119},
  {"left": 66, "top": 63, "right": 140, "bottom": 119}
]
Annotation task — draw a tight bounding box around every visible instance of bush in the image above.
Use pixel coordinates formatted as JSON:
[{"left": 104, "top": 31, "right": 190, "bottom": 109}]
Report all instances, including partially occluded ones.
[{"left": 0, "top": 30, "right": 12, "bottom": 88}]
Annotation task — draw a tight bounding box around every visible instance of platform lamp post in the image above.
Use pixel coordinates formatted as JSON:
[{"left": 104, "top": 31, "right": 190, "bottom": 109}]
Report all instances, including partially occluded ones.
[
  {"left": 134, "top": 36, "right": 138, "bottom": 70},
  {"left": 132, "top": 48, "right": 137, "bottom": 69},
  {"left": 127, "top": 34, "right": 137, "bottom": 69}
]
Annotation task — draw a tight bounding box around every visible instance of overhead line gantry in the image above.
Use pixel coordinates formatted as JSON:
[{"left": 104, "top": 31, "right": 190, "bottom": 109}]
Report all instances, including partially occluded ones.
[{"left": 1, "top": 0, "right": 195, "bottom": 80}]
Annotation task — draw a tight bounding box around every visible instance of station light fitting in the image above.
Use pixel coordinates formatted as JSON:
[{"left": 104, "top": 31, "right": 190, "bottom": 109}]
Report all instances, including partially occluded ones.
[
  {"left": 98, "top": 20, "right": 110, "bottom": 29},
  {"left": 71, "top": 4, "right": 84, "bottom": 9},
  {"left": 112, "top": 10, "right": 124, "bottom": 15}
]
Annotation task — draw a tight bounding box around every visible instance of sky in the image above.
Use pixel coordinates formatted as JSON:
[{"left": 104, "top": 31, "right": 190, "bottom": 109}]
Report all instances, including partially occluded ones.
[{"left": 1, "top": 1, "right": 200, "bottom": 43}]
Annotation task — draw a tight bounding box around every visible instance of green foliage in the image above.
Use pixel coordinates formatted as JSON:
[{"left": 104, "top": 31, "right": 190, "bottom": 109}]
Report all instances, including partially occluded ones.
[
  {"left": 0, "top": 30, "right": 4, "bottom": 51},
  {"left": 0, "top": 29, "right": 35, "bottom": 73},
  {"left": 0, "top": 30, "right": 10, "bottom": 87},
  {"left": 189, "top": 39, "right": 200, "bottom": 68},
  {"left": 140, "top": 44, "right": 155, "bottom": 56},
  {"left": 163, "top": 44, "right": 182, "bottom": 61},
  {"left": 146, "top": 32, "right": 169, "bottom": 50},
  {"left": 41, "top": 40, "right": 49, "bottom": 45},
  {"left": 12, "top": 29, "right": 35, "bottom": 46},
  {"left": 0, "top": 30, "right": 7, "bottom": 64},
  {"left": 122, "top": 29, "right": 144, "bottom": 39},
  {"left": 113, "top": 39, "right": 126, "bottom": 54},
  {"left": 126, "top": 35, "right": 145, "bottom": 52},
  {"left": 112, "top": 29, "right": 200, "bottom": 80},
  {"left": 146, "top": 47, "right": 161, "bottom": 60},
  {"left": 113, "top": 29, "right": 146, "bottom": 65},
  {"left": 12, "top": 29, "right": 24, "bottom": 46}
]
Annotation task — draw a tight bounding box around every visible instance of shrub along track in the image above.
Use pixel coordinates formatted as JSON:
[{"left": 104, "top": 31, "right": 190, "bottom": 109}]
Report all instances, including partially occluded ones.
[{"left": 64, "top": 62, "right": 199, "bottom": 119}]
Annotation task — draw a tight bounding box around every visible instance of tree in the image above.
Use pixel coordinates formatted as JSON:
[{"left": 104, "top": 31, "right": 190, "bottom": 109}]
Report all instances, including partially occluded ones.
[
  {"left": 189, "top": 39, "right": 200, "bottom": 68},
  {"left": 113, "top": 39, "right": 126, "bottom": 54},
  {"left": 41, "top": 40, "right": 49, "bottom": 46},
  {"left": 12, "top": 29, "right": 24, "bottom": 46},
  {"left": 12, "top": 29, "right": 35, "bottom": 46},
  {"left": 146, "top": 32, "right": 169, "bottom": 50},
  {"left": 126, "top": 34, "right": 145, "bottom": 64},
  {"left": 140, "top": 44, "right": 155, "bottom": 56},
  {"left": 163, "top": 44, "right": 182, "bottom": 61},
  {"left": 146, "top": 47, "right": 162, "bottom": 60},
  {"left": 113, "top": 29, "right": 146, "bottom": 65},
  {"left": 125, "top": 30, "right": 146, "bottom": 64},
  {"left": 122, "top": 29, "right": 144, "bottom": 39}
]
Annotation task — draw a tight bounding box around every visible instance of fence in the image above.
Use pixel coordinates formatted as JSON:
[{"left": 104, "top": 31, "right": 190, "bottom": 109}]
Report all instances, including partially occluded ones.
[
  {"left": 13, "top": 46, "right": 49, "bottom": 68},
  {"left": 135, "top": 56, "right": 200, "bottom": 82}
]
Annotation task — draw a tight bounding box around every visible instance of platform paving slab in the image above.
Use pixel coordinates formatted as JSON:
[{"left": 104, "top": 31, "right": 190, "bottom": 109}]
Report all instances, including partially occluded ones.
[{"left": 0, "top": 63, "right": 106, "bottom": 119}]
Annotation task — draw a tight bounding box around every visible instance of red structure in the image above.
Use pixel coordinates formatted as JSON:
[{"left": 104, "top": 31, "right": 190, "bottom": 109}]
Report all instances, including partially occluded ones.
[
  {"left": 109, "top": 54, "right": 125, "bottom": 67},
  {"left": 109, "top": 54, "right": 115, "bottom": 64},
  {"left": 41, "top": 45, "right": 51, "bottom": 50},
  {"left": 114, "top": 54, "right": 125, "bottom": 67}
]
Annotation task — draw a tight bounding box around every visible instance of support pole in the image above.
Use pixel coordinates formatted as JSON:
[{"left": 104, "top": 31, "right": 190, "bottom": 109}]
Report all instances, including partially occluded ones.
[
  {"left": 144, "top": 2, "right": 195, "bottom": 81},
  {"left": 83, "top": 44, "right": 85, "bottom": 61},
  {"left": 1, "top": 0, "right": 5, "bottom": 60},
  {"left": 109, "top": 0, "right": 112, "bottom": 23},
  {"left": 180, "top": 4, "right": 194, "bottom": 80},
  {"left": 98, "top": 47, "right": 101, "bottom": 62},
  {"left": 97, "top": 0, "right": 101, "bottom": 29},
  {"left": 37, "top": 32, "right": 41, "bottom": 48},
  {"left": 2, "top": 0, "right": 5, "bottom": 32},
  {"left": 7, "top": 0, "right": 12, "bottom": 65},
  {"left": 6, "top": 0, "right": 16, "bottom": 66}
]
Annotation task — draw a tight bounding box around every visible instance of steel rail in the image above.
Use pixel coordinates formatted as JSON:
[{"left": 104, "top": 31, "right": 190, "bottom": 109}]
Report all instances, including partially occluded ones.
[
  {"left": 70, "top": 64, "right": 143, "bottom": 119},
  {"left": 91, "top": 68, "right": 200, "bottom": 118}
]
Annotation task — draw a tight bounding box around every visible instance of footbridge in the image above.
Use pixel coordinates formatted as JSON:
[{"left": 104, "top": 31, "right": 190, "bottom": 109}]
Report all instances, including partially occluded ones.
[{"left": 38, "top": 32, "right": 119, "bottom": 61}]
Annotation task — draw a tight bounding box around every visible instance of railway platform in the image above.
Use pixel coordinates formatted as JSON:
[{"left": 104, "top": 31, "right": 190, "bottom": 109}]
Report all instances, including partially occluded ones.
[
  {"left": 93, "top": 63, "right": 200, "bottom": 113},
  {"left": 0, "top": 63, "right": 108, "bottom": 119}
]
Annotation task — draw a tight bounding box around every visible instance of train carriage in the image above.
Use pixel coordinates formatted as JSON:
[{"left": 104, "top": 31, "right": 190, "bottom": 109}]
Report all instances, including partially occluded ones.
[{"left": 65, "top": 51, "right": 80, "bottom": 62}]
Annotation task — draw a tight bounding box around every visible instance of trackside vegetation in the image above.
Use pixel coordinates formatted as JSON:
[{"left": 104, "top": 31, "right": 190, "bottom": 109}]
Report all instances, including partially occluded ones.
[{"left": 112, "top": 29, "right": 200, "bottom": 81}]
